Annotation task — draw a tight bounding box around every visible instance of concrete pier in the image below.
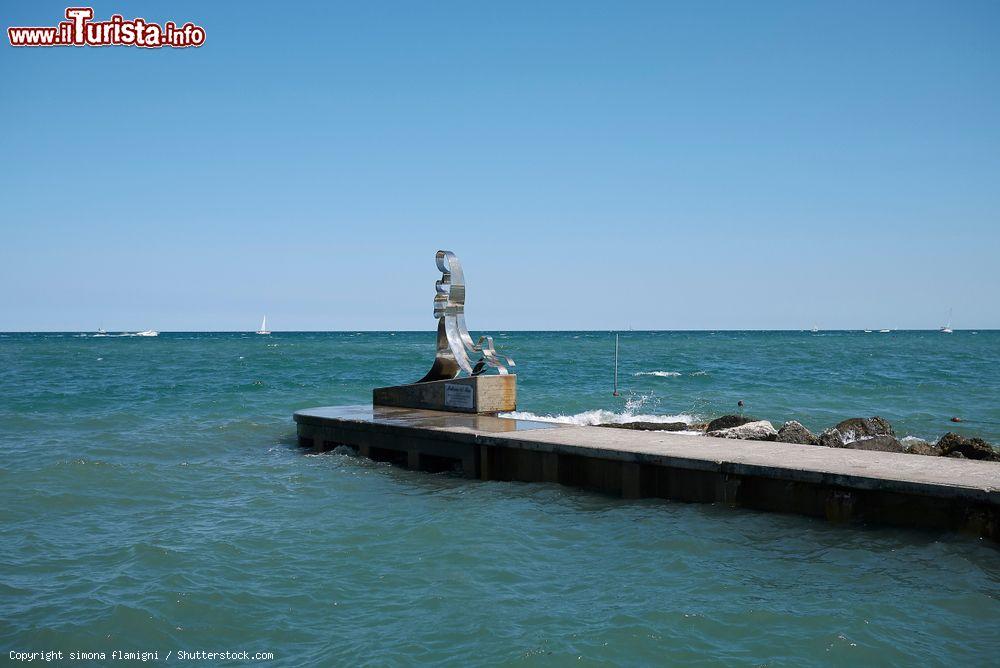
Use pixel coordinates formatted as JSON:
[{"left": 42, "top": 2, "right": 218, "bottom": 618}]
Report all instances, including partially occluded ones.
[{"left": 294, "top": 405, "right": 1000, "bottom": 540}]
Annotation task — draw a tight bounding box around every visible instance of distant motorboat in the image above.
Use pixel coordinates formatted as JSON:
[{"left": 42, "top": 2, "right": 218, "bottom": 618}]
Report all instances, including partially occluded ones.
[
  {"left": 135, "top": 330, "right": 158, "bottom": 337},
  {"left": 95, "top": 327, "right": 108, "bottom": 337},
  {"left": 810, "top": 324, "right": 819, "bottom": 333},
  {"left": 940, "top": 308, "right": 953, "bottom": 333},
  {"left": 256, "top": 316, "right": 271, "bottom": 335},
  {"left": 879, "top": 329, "right": 891, "bottom": 333},
  {"left": 864, "top": 329, "right": 873, "bottom": 333}
]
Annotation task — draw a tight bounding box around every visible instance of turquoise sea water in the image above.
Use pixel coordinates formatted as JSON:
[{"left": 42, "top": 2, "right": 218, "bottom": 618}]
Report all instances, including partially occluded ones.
[{"left": 1, "top": 331, "right": 998, "bottom": 665}]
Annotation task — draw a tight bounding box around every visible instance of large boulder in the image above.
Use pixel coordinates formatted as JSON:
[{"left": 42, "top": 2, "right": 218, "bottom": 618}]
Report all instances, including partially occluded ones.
[
  {"left": 707, "top": 420, "right": 778, "bottom": 441},
  {"left": 817, "top": 416, "right": 897, "bottom": 449},
  {"left": 598, "top": 421, "right": 688, "bottom": 432},
  {"left": 777, "top": 420, "right": 817, "bottom": 445},
  {"left": 817, "top": 428, "right": 846, "bottom": 448},
  {"left": 818, "top": 431, "right": 904, "bottom": 452},
  {"left": 842, "top": 435, "right": 905, "bottom": 453},
  {"left": 833, "top": 416, "right": 895, "bottom": 440},
  {"left": 706, "top": 414, "right": 757, "bottom": 432},
  {"left": 936, "top": 433, "right": 999, "bottom": 462},
  {"left": 904, "top": 440, "right": 941, "bottom": 456}
]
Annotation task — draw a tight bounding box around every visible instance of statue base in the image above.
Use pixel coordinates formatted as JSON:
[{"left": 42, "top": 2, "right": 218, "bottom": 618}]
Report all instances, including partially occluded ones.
[{"left": 373, "top": 375, "right": 516, "bottom": 414}]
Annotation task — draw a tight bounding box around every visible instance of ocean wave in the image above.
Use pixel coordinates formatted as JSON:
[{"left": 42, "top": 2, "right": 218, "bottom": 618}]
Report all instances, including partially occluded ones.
[
  {"left": 501, "top": 409, "right": 698, "bottom": 427},
  {"left": 633, "top": 370, "right": 710, "bottom": 378}
]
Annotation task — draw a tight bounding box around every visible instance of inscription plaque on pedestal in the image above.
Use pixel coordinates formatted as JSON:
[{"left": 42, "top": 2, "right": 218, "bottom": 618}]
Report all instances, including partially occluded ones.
[{"left": 445, "top": 383, "right": 474, "bottom": 409}]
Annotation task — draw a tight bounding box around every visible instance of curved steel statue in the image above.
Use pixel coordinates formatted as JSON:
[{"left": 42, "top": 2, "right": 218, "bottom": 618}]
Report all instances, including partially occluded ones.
[{"left": 417, "top": 250, "right": 515, "bottom": 383}]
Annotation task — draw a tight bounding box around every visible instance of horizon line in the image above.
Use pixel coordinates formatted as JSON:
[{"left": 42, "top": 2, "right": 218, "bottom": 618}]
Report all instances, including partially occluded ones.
[{"left": 1, "top": 328, "right": 996, "bottom": 334}]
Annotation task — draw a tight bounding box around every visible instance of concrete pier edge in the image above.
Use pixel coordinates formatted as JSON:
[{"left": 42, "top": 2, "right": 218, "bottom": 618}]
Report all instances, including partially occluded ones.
[{"left": 294, "top": 405, "right": 1000, "bottom": 540}]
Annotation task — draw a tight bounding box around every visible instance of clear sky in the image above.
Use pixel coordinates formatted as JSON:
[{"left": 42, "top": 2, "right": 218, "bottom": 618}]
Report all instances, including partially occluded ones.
[{"left": 2, "top": 1, "right": 998, "bottom": 331}]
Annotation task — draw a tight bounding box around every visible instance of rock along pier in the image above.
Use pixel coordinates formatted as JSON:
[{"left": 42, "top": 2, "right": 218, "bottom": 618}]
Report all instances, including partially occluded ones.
[{"left": 294, "top": 405, "right": 1000, "bottom": 541}]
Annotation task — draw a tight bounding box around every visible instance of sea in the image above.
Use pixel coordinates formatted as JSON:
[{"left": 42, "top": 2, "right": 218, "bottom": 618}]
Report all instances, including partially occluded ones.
[{"left": 1, "top": 330, "right": 998, "bottom": 665}]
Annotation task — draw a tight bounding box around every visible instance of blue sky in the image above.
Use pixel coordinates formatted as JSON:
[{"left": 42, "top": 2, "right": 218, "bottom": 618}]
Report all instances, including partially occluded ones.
[{"left": 2, "top": 1, "right": 998, "bottom": 331}]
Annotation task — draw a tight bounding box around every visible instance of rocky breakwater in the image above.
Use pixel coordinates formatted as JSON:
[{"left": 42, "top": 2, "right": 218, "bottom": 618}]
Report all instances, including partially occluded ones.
[
  {"left": 593, "top": 412, "right": 998, "bottom": 461},
  {"left": 696, "top": 413, "right": 999, "bottom": 461}
]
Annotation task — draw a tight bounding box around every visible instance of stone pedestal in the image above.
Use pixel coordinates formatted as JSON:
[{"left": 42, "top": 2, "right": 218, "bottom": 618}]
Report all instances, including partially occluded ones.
[{"left": 373, "top": 374, "right": 516, "bottom": 414}]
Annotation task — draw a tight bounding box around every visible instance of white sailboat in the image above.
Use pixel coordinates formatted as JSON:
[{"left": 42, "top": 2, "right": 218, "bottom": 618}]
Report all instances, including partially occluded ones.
[
  {"left": 256, "top": 316, "right": 271, "bottom": 335},
  {"left": 940, "top": 309, "right": 953, "bottom": 334}
]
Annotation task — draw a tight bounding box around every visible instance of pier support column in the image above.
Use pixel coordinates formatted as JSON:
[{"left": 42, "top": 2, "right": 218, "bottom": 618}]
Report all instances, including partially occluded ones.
[
  {"left": 461, "top": 454, "right": 476, "bottom": 478},
  {"left": 312, "top": 435, "right": 324, "bottom": 453},
  {"left": 825, "top": 491, "right": 855, "bottom": 523},
  {"left": 622, "top": 462, "right": 642, "bottom": 499},
  {"left": 541, "top": 452, "right": 559, "bottom": 483},
  {"left": 479, "top": 446, "right": 491, "bottom": 481},
  {"left": 717, "top": 475, "right": 741, "bottom": 505}
]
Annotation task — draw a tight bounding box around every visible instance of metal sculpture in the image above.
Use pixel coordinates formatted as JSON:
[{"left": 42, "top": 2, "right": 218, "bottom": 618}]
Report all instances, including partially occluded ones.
[{"left": 417, "top": 250, "right": 515, "bottom": 383}]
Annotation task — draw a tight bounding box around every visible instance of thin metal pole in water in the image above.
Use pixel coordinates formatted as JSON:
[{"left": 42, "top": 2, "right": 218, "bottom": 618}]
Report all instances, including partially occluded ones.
[{"left": 613, "top": 333, "right": 620, "bottom": 397}]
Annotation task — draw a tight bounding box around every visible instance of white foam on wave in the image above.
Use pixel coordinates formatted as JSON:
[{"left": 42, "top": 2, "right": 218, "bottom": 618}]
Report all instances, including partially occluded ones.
[
  {"left": 633, "top": 370, "right": 710, "bottom": 377},
  {"left": 501, "top": 409, "right": 699, "bottom": 427},
  {"left": 502, "top": 393, "right": 698, "bottom": 429}
]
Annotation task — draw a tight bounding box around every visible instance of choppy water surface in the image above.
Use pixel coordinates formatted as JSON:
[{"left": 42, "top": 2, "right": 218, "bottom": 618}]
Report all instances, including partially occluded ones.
[{"left": 1, "top": 331, "right": 998, "bottom": 665}]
